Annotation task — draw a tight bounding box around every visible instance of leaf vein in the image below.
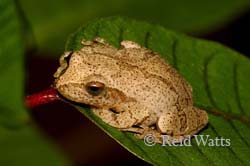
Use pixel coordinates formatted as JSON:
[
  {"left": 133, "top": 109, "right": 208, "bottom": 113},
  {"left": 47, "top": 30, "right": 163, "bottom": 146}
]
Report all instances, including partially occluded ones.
[
  {"left": 227, "top": 105, "right": 250, "bottom": 150},
  {"left": 209, "top": 123, "right": 245, "bottom": 165},
  {"left": 203, "top": 52, "right": 218, "bottom": 108}
]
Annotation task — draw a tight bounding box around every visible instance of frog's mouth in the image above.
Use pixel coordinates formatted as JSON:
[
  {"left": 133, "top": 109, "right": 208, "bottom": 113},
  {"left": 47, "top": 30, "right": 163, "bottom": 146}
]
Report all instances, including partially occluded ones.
[
  {"left": 108, "top": 108, "right": 120, "bottom": 114},
  {"left": 90, "top": 104, "right": 121, "bottom": 113}
]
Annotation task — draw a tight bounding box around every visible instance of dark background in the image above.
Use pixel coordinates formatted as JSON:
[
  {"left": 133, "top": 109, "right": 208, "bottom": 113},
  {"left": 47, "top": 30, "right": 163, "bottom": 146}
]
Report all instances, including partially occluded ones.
[{"left": 24, "top": 1, "right": 249, "bottom": 165}]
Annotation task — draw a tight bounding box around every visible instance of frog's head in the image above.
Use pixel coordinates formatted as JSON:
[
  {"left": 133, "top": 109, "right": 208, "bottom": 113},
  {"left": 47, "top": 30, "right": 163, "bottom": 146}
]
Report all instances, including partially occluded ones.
[{"left": 54, "top": 50, "right": 129, "bottom": 109}]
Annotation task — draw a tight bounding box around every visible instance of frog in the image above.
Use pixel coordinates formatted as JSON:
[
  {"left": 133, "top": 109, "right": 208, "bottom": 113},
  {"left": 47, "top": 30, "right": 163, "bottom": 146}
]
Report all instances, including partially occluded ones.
[{"left": 53, "top": 37, "right": 208, "bottom": 143}]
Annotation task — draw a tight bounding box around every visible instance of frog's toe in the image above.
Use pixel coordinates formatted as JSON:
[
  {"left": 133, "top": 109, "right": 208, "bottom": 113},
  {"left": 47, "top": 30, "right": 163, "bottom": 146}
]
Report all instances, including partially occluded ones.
[
  {"left": 120, "top": 127, "right": 144, "bottom": 134},
  {"left": 81, "top": 39, "right": 93, "bottom": 46},
  {"left": 94, "top": 37, "right": 108, "bottom": 45}
]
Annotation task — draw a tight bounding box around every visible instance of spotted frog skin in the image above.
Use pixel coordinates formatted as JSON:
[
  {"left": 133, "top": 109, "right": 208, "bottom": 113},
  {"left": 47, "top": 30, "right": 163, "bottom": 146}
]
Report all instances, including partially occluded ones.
[{"left": 54, "top": 37, "right": 208, "bottom": 143}]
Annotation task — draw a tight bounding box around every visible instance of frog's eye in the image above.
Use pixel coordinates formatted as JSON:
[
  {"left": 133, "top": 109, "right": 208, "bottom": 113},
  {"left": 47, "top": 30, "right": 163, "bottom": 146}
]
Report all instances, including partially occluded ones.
[{"left": 86, "top": 81, "right": 105, "bottom": 96}]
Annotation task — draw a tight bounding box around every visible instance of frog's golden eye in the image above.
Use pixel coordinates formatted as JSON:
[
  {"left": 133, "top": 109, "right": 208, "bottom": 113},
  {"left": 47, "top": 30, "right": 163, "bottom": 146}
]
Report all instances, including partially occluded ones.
[{"left": 86, "top": 81, "right": 105, "bottom": 96}]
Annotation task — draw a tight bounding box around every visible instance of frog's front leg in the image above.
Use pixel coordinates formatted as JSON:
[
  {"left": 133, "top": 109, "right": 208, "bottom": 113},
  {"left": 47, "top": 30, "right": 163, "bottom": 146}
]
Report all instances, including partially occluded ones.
[{"left": 92, "top": 101, "right": 149, "bottom": 130}]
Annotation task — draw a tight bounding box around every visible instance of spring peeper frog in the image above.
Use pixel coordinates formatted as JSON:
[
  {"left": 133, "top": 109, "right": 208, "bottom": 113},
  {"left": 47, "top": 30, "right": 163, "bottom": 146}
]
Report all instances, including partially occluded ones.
[{"left": 54, "top": 37, "right": 208, "bottom": 143}]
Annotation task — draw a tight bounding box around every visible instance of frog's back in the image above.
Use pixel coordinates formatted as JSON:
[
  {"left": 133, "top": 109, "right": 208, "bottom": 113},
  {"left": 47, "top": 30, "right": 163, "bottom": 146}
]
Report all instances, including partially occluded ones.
[
  {"left": 112, "top": 43, "right": 193, "bottom": 107},
  {"left": 78, "top": 40, "right": 193, "bottom": 108}
]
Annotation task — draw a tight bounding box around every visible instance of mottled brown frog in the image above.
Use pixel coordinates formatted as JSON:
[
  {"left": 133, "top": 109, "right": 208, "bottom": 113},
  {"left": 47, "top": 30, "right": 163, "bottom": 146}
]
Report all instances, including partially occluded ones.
[{"left": 54, "top": 37, "right": 208, "bottom": 143}]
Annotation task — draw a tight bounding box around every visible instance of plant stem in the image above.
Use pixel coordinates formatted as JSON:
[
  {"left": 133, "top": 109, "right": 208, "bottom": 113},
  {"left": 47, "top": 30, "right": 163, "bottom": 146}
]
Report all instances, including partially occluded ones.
[{"left": 25, "top": 87, "right": 60, "bottom": 108}]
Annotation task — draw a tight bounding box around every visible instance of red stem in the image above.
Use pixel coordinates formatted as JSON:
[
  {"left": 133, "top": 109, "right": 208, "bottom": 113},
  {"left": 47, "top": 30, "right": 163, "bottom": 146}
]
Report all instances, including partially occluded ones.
[{"left": 25, "top": 87, "right": 60, "bottom": 108}]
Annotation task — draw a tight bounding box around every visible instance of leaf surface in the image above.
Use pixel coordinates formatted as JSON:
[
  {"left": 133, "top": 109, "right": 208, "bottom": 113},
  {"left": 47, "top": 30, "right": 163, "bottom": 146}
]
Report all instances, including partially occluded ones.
[{"left": 66, "top": 17, "right": 250, "bottom": 166}]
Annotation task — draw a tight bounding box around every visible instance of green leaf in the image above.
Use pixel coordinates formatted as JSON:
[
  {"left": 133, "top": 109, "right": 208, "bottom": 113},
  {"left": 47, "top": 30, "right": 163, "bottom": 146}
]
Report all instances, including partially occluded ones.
[
  {"left": 65, "top": 17, "right": 250, "bottom": 165},
  {"left": 0, "top": 0, "right": 68, "bottom": 165},
  {"left": 19, "top": 0, "right": 250, "bottom": 54}
]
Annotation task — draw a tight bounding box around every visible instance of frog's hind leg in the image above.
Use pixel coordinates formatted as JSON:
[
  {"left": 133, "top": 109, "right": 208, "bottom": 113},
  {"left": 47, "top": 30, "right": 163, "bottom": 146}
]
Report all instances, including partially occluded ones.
[
  {"left": 133, "top": 107, "right": 208, "bottom": 144},
  {"left": 157, "top": 107, "right": 208, "bottom": 138}
]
